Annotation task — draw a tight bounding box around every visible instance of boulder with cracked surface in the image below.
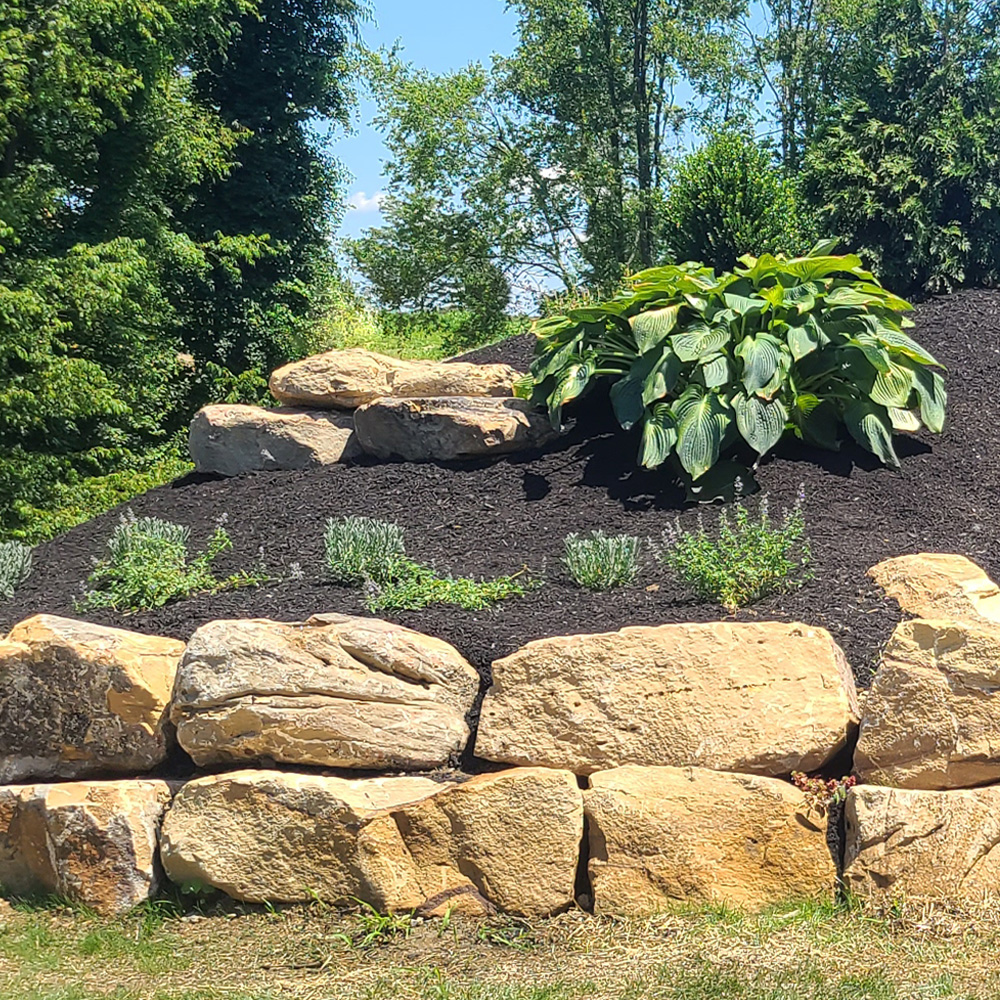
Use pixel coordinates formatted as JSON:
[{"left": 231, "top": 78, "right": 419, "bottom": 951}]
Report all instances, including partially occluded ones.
[
  {"left": 586, "top": 765, "right": 836, "bottom": 914},
  {"left": 854, "top": 618, "right": 1000, "bottom": 789},
  {"left": 0, "top": 615, "right": 185, "bottom": 783},
  {"left": 0, "top": 779, "right": 173, "bottom": 914},
  {"left": 843, "top": 784, "right": 1000, "bottom": 905},
  {"left": 170, "top": 613, "right": 480, "bottom": 770},
  {"left": 353, "top": 396, "right": 557, "bottom": 462},
  {"left": 868, "top": 553, "right": 1000, "bottom": 623},
  {"left": 189, "top": 404, "right": 361, "bottom": 475},
  {"left": 160, "top": 766, "right": 582, "bottom": 917},
  {"left": 476, "top": 621, "right": 859, "bottom": 777},
  {"left": 269, "top": 348, "right": 521, "bottom": 409}
]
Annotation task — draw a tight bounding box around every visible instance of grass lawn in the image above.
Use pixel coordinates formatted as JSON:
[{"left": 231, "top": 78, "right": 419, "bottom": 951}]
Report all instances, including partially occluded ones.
[{"left": 2, "top": 896, "right": 996, "bottom": 1000}]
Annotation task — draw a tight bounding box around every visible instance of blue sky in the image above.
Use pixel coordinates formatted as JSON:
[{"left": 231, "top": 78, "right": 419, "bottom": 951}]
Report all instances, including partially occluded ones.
[{"left": 336, "top": 0, "right": 520, "bottom": 240}]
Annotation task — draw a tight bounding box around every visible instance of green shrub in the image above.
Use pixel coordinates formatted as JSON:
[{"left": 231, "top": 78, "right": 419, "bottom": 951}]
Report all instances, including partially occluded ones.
[
  {"left": 663, "top": 131, "right": 813, "bottom": 273},
  {"left": 323, "top": 517, "right": 407, "bottom": 586},
  {"left": 562, "top": 531, "right": 641, "bottom": 591},
  {"left": 658, "top": 489, "right": 812, "bottom": 610},
  {"left": 77, "top": 511, "right": 265, "bottom": 612},
  {"left": 0, "top": 541, "right": 32, "bottom": 599},
  {"left": 517, "top": 245, "right": 946, "bottom": 497},
  {"left": 323, "top": 515, "right": 530, "bottom": 611},
  {"left": 365, "top": 563, "right": 530, "bottom": 613}
]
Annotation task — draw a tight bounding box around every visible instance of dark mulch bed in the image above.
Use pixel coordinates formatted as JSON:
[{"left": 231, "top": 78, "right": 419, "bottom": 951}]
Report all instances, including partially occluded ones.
[{"left": 5, "top": 288, "right": 1000, "bottom": 701}]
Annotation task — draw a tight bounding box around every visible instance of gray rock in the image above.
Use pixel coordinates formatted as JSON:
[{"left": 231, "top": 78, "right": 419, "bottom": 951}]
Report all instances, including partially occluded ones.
[
  {"left": 189, "top": 404, "right": 360, "bottom": 476},
  {"left": 354, "top": 396, "right": 557, "bottom": 461}
]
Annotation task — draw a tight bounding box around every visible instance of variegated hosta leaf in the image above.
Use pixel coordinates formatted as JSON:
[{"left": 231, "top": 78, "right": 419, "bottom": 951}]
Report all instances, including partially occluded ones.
[
  {"left": 869, "top": 359, "right": 914, "bottom": 408},
  {"left": 735, "top": 333, "right": 782, "bottom": 394},
  {"left": 674, "top": 389, "right": 731, "bottom": 480},
  {"left": 630, "top": 305, "right": 681, "bottom": 353},
  {"left": 888, "top": 407, "right": 922, "bottom": 432},
  {"left": 734, "top": 393, "right": 788, "bottom": 457},
  {"left": 671, "top": 322, "right": 730, "bottom": 363},
  {"left": 844, "top": 399, "right": 899, "bottom": 467},
  {"left": 639, "top": 403, "right": 678, "bottom": 469}
]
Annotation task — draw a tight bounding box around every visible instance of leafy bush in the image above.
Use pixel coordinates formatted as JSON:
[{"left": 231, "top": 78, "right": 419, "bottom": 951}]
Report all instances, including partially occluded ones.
[
  {"left": 0, "top": 542, "right": 32, "bottom": 599},
  {"left": 323, "top": 515, "right": 530, "bottom": 612},
  {"left": 324, "top": 517, "right": 407, "bottom": 586},
  {"left": 517, "top": 245, "right": 946, "bottom": 496},
  {"left": 77, "top": 511, "right": 265, "bottom": 612},
  {"left": 658, "top": 489, "right": 812, "bottom": 610},
  {"left": 562, "top": 531, "right": 641, "bottom": 590},
  {"left": 663, "top": 131, "right": 814, "bottom": 272}
]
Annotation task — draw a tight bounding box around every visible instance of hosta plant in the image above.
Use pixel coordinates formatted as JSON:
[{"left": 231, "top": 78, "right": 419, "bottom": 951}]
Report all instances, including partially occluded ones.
[{"left": 515, "top": 243, "right": 946, "bottom": 495}]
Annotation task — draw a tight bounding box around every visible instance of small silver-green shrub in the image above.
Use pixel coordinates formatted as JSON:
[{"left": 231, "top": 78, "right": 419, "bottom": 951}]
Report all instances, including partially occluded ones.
[
  {"left": 563, "top": 531, "right": 641, "bottom": 591},
  {"left": 659, "top": 488, "right": 812, "bottom": 610},
  {"left": 0, "top": 541, "right": 32, "bottom": 599},
  {"left": 323, "top": 516, "right": 406, "bottom": 586}
]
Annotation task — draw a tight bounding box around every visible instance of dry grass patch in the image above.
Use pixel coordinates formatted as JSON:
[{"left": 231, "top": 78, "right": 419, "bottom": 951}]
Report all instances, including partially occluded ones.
[{"left": 1, "top": 897, "right": 999, "bottom": 1000}]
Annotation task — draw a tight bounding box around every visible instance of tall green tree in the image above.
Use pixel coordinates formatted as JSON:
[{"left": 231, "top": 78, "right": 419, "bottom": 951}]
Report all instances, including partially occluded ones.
[
  {"left": 801, "top": 0, "right": 1000, "bottom": 292},
  {"left": 183, "top": 0, "right": 365, "bottom": 372}
]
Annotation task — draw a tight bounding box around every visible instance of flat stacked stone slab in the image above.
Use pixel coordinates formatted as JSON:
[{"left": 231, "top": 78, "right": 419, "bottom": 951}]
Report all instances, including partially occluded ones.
[
  {"left": 189, "top": 404, "right": 360, "bottom": 475},
  {"left": 0, "top": 615, "right": 184, "bottom": 782},
  {"left": 353, "top": 396, "right": 557, "bottom": 461},
  {"left": 0, "top": 779, "right": 173, "bottom": 914},
  {"left": 160, "top": 767, "right": 582, "bottom": 916},
  {"left": 586, "top": 766, "right": 836, "bottom": 914},
  {"left": 844, "top": 784, "right": 1000, "bottom": 906},
  {"left": 171, "top": 613, "right": 480, "bottom": 770},
  {"left": 854, "top": 617, "right": 1000, "bottom": 789},
  {"left": 269, "top": 348, "right": 522, "bottom": 408},
  {"left": 475, "top": 621, "right": 859, "bottom": 777}
]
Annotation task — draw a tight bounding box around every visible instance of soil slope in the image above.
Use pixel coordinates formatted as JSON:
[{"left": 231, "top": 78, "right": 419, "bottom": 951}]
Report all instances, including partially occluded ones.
[{"left": 5, "top": 289, "right": 1000, "bottom": 690}]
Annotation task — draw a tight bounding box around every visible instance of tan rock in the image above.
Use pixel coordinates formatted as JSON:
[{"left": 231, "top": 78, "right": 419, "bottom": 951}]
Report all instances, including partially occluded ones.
[
  {"left": 391, "top": 767, "right": 582, "bottom": 917},
  {"left": 476, "top": 622, "right": 858, "bottom": 777},
  {"left": 160, "top": 767, "right": 581, "bottom": 916},
  {"left": 269, "top": 348, "right": 521, "bottom": 409},
  {"left": 353, "top": 396, "right": 557, "bottom": 462},
  {"left": 1, "top": 779, "right": 173, "bottom": 914},
  {"left": 171, "top": 614, "right": 480, "bottom": 770},
  {"left": 586, "top": 766, "right": 835, "bottom": 914},
  {"left": 868, "top": 553, "right": 1000, "bottom": 623},
  {"left": 189, "top": 404, "right": 361, "bottom": 476},
  {"left": 843, "top": 784, "right": 1000, "bottom": 905},
  {"left": 854, "top": 618, "right": 1000, "bottom": 789},
  {"left": 0, "top": 616, "right": 185, "bottom": 782}
]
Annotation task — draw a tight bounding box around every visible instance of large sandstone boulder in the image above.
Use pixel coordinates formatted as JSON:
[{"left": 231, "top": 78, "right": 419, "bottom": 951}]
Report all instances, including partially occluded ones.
[
  {"left": 161, "top": 767, "right": 581, "bottom": 917},
  {"left": 1, "top": 779, "right": 173, "bottom": 914},
  {"left": 868, "top": 553, "right": 1000, "bottom": 623},
  {"left": 171, "top": 614, "right": 480, "bottom": 770},
  {"left": 0, "top": 616, "right": 184, "bottom": 782},
  {"left": 269, "top": 348, "right": 521, "bottom": 409},
  {"left": 353, "top": 396, "right": 557, "bottom": 462},
  {"left": 189, "top": 404, "right": 360, "bottom": 476},
  {"left": 476, "top": 622, "right": 858, "bottom": 777},
  {"left": 843, "top": 784, "right": 1000, "bottom": 906},
  {"left": 854, "top": 618, "right": 1000, "bottom": 789},
  {"left": 586, "top": 766, "right": 836, "bottom": 914}
]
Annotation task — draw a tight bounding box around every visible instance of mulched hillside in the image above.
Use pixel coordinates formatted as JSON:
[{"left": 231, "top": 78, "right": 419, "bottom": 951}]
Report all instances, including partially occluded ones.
[{"left": 5, "top": 288, "right": 1000, "bottom": 690}]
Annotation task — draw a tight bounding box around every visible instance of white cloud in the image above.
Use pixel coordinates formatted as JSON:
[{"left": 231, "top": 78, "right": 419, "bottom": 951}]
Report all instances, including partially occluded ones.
[{"left": 347, "top": 190, "right": 386, "bottom": 213}]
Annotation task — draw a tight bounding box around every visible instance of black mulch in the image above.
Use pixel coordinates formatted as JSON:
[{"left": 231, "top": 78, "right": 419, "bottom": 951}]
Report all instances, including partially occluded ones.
[{"left": 5, "top": 288, "right": 1000, "bottom": 701}]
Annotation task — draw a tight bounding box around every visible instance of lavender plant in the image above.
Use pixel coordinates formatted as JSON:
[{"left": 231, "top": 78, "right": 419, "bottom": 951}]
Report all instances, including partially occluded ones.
[
  {"left": 563, "top": 531, "right": 641, "bottom": 590},
  {"left": 659, "top": 486, "right": 812, "bottom": 610},
  {"left": 323, "top": 516, "right": 406, "bottom": 586},
  {"left": 0, "top": 541, "right": 32, "bottom": 599}
]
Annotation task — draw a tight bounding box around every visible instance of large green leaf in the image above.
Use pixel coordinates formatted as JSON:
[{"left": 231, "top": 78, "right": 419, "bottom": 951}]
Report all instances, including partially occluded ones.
[
  {"left": 531, "top": 332, "right": 584, "bottom": 381},
  {"left": 642, "top": 345, "right": 681, "bottom": 404},
  {"left": 630, "top": 305, "right": 681, "bottom": 353},
  {"left": 674, "top": 389, "right": 731, "bottom": 480},
  {"left": 786, "top": 318, "right": 821, "bottom": 360},
  {"left": 869, "top": 359, "right": 914, "bottom": 408},
  {"left": 911, "top": 365, "right": 947, "bottom": 433},
  {"left": 638, "top": 403, "right": 678, "bottom": 469},
  {"left": 699, "top": 353, "right": 730, "bottom": 388},
  {"left": 671, "top": 321, "right": 730, "bottom": 362},
  {"left": 609, "top": 376, "right": 645, "bottom": 430},
  {"left": 844, "top": 399, "right": 899, "bottom": 467},
  {"left": 734, "top": 393, "right": 788, "bottom": 457},
  {"left": 735, "top": 333, "right": 782, "bottom": 393},
  {"left": 876, "top": 328, "right": 941, "bottom": 367},
  {"left": 547, "top": 356, "right": 594, "bottom": 429},
  {"left": 849, "top": 336, "right": 892, "bottom": 374},
  {"left": 888, "top": 407, "right": 922, "bottom": 432}
]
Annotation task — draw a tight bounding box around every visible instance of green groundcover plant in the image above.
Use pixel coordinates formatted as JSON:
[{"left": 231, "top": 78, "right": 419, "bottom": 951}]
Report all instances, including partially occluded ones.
[
  {"left": 77, "top": 512, "right": 266, "bottom": 613},
  {"left": 516, "top": 242, "right": 946, "bottom": 497}
]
